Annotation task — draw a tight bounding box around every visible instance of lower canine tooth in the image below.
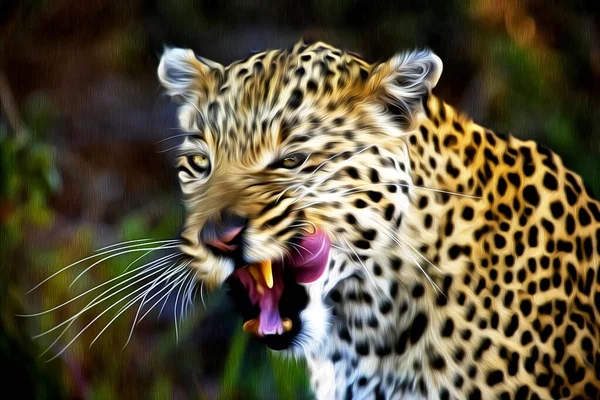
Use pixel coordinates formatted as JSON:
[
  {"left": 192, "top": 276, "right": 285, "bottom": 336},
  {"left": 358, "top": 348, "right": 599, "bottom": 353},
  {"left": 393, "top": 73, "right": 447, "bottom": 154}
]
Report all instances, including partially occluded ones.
[
  {"left": 248, "top": 264, "right": 262, "bottom": 284},
  {"left": 282, "top": 318, "right": 293, "bottom": 332},
  {"left": 256, "top": 283, "right": 265, "bottom": 295},
  {"left": 243, "top": 318, "right": 260, "bottom": 335}
]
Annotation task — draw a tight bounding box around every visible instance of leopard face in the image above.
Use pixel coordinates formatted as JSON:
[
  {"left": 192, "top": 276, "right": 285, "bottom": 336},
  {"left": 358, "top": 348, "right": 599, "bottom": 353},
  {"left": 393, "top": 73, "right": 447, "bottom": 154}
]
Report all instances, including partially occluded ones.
[
  {"left": 158, "top": 42, "right": 441, "bottom": 353},
  {"left": 159, "top": 41, "right": 600, "bottom": 399}
]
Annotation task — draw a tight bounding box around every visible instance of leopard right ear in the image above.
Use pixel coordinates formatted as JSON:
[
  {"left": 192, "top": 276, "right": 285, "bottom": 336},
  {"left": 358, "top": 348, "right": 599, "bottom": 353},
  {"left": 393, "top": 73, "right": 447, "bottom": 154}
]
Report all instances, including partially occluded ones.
[
  {"left": 158, "top": 47, "right": 223, "bottom": 100},
  {"left": 366, "top": 49, "right": 442, "bottom": 129}
]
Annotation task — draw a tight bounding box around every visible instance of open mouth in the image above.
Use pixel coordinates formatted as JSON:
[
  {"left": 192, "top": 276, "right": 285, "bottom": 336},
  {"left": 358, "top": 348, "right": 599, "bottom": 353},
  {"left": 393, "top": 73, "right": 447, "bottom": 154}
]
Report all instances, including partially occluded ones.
[{"left": 225, "top": 229, "right": 330, "bottom": 350}]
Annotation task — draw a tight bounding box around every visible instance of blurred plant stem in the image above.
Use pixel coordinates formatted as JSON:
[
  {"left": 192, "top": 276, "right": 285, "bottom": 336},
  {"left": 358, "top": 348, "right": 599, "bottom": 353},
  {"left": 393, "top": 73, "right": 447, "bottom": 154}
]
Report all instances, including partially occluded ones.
[
  {"left": 219, "top": 324, "right": 250, "bottom": 400},
  {"left": 0, "top": 70, "right": 26, "bottom": 140}
]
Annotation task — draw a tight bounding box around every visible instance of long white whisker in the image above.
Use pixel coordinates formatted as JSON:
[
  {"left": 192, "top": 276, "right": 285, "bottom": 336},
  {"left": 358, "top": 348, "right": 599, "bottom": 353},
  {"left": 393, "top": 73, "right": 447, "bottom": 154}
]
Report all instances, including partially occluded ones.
[
  {"left": 94, "top": 267, "right": 190, "bottom": 349},
  {"left": 92, "top": 293, "right": 160, "bottom": 348},
  {"left": 200, "top": 281, "right": 207, "bottom": 309},
  {"left": 154, "top": 132, "right": 199, "bottom": 145},
  {"left": 275, "top": 185, "right": 295, "bottom": 204},
  {"left": 284, "top": 241, "right": 306, "bottom": 257},
  {"left": 292, "top": 182, "right": 478, "bottom": 212},
  {"left": 376, "top": 222, "right": 442, "bottom": 275},
  {"left": 290, "top": 145, "right": 376, "bottom": 204},
  {"left": 34, "top": 257, "right": 182, "bottom": 341},
  {"left": 184, "top": 269, "right": 199, "bottom": 316},
  {"left": 122, "top": 258, "right": 186, "bottom": 348},
  {"left": 383, "top": 226, "right": 443, "bottom": 274},
  {"left": 287, "top": 222, "right": 314, "bottom": 233},
  {"left": 180, "top": 269, "right": 196, "bottom": 324},
  {"left": 330, "top": 244, "right": 350, "bottom": 253},
  {"left": 69, "top": 244, "right": 182, "bottom": 287},
  {"left": 122, "top": 242, "right": 181, "bottom": 273},
  {"left": 35, "top": 273, "right": 172, "bottom": 358},
  {"left": 289, "top": 153, "right": 481, "bottom": 213},
  {"left": 190, "top": 271, "right": 201, "bottom": 308},
  {"left": 279, "top": 147, "right": 375, "bottom": 210},
  {"left": 179, "top": 268, "right": 194, "bottom": 321},
  {"left": 173, "top": 269, "right": 194, "bottom": 343},
  {"left": 290, "top": 242, "right": 313, "bottom": 255},
  {"left": 338, "top": 183, "right": 480, "bottom": 199},
  {"left": 137, "top": 269, "right": 191, "bottom": 323},
  {"left": 157, "top": 268, "right": 187, "bottom": 321},
  {"left": 340, "top": 237, "right": 386, "bottom": 298},
  {"left": 296, "top": 219, "right": 318, "bottom": 232},
  {"left": 96, "top": 238, "right": 159, "bottom": 253},
  {"left": 376, "top": 224, "right": 443, "bottom": 295},
  {"left": 301, "top": 145, "right": 375, "bottom": 182},
  {"left": 157, "top": 143, "right": 185, "bottom": 153},
  {"left": 268, "top": 237, "right": 293, "bottom": 261},
  {"left": 19, "top": 253, "right": 182, "bottom": 317},
  {"left": 41, "top": 265, "right": 184, "bottom": 361},
  {"left": 28, "top": 239, "right": 181, "bottom": 293}
]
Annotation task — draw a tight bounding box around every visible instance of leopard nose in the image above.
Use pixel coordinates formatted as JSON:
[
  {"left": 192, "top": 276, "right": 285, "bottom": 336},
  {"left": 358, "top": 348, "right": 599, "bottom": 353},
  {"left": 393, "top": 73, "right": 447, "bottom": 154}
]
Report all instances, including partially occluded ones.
[{"left": 200, "top": 210, "right": 246, "bottom": 255}]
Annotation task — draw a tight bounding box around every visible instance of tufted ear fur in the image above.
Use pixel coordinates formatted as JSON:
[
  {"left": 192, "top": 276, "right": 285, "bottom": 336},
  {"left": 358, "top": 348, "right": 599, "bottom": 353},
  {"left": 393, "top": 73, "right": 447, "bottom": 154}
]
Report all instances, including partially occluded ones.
[
  {"left": 367, "top": 49, "right": 443, "bottom": 129},
  {"left": 157, "top": 47, "right": 223, "bottom": 101}
]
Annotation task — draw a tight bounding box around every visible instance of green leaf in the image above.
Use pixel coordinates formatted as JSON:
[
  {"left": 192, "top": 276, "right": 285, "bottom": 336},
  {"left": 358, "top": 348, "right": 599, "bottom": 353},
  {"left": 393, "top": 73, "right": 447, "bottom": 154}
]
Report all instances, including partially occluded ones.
[{"left": 269, "top": 352, "right": 310, "bottom": 400}]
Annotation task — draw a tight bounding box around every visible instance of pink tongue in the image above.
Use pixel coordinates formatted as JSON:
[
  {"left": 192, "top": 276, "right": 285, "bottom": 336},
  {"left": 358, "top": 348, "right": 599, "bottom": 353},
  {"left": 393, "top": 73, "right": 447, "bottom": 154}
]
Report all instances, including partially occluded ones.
[
  {"left": 234, "top": 229, "right": 330, "bottom": 336},
  {"left": 288, "top": 229, "right": 331, "bottom": 283}
]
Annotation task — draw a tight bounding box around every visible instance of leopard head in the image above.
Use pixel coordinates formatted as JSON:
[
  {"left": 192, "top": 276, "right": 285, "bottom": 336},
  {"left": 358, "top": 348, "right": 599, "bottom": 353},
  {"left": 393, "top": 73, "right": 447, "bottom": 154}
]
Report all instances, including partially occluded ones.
[{"left": 157, "top": 41, "right": 442, "bottom": 352}]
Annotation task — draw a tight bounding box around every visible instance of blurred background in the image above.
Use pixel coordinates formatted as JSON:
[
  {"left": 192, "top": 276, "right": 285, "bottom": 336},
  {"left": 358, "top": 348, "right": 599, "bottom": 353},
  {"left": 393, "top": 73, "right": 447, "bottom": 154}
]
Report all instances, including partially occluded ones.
[{"left": 0, "top": 0, "right": 598, "bottom": 398}]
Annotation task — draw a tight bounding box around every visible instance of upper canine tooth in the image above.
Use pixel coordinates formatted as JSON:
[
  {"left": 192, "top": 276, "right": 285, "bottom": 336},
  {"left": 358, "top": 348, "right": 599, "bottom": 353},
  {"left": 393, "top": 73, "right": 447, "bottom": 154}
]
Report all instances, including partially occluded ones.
[{"left": 259, "top": 260, "right": 274, "bottom": 289}]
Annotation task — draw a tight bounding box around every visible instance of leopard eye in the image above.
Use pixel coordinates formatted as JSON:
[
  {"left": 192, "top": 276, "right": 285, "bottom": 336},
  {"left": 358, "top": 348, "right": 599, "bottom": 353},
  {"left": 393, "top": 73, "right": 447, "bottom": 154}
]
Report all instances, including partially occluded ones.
[
  {"left": 188, "top": 154, "right": 211, "bottom": 174},
  {"left": 273, "top": 154, "right": 308, "bottom": 170}
]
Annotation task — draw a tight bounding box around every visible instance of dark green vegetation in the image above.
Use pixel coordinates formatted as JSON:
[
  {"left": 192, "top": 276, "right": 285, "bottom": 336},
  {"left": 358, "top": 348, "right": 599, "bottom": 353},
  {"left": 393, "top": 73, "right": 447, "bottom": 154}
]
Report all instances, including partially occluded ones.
[{"left": 1, "top": 0, "right": 598, "bottom": 398}]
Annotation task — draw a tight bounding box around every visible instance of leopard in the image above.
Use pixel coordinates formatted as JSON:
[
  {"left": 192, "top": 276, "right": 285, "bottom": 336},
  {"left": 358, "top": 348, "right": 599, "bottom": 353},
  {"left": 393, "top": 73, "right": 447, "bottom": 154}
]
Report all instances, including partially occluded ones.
[{"left": 156, "top": 40, "right": 600, "bottom": 399}]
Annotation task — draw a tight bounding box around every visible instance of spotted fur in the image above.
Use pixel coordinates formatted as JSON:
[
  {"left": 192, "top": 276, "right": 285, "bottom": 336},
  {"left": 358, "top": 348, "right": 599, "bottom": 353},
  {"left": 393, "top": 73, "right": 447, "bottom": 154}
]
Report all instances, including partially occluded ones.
[{"left": 158, "top": 41, "right": 600, "bottom": 399}]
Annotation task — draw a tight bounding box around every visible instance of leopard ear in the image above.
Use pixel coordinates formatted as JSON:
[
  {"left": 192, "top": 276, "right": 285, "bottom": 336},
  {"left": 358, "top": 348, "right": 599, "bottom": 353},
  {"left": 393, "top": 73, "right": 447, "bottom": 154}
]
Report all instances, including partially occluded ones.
[
  {"left": 158, "top": 47, "right": 223, "bottom": 100},
  {"left": 367, "top": 49, "right": 442, "bottom": 129}
]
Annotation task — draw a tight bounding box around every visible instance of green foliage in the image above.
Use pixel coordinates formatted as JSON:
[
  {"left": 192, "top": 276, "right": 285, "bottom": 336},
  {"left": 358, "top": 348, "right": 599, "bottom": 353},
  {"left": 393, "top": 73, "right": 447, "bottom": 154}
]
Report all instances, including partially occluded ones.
[
  {"left": 0, "top": 94, "right": 60, "bottom": 250},
  {"left": 0, "top": 96, "right": 63, "bottom": 398}
]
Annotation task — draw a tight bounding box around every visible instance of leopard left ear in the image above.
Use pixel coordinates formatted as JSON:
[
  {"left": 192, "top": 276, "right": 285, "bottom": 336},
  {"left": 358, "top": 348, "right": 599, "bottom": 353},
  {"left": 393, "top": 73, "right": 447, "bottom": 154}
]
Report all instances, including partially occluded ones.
[
  {"left": 158, "top": 47, "right": 223, "bottom": 101},
  {"left": 367, "top": 49, "right": 442, "bottom": 129}
]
